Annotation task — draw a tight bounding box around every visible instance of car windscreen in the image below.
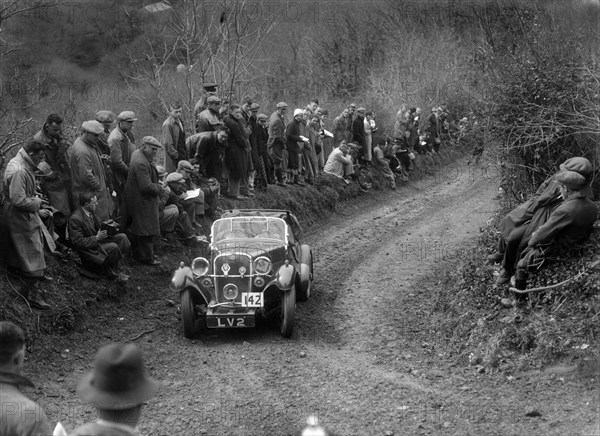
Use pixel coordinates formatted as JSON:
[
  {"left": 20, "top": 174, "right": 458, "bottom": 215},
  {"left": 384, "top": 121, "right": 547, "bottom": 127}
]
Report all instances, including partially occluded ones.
[{"left": 212, "top": 217, "right": 287, "bottom": 242}]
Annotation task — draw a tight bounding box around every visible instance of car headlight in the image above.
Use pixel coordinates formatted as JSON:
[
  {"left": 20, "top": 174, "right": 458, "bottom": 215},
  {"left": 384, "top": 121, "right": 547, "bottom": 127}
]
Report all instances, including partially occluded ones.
[
  {"left": 191, "top": 257, "right": 210, "bottom": 276},
  {"left": 253, "top": 256, "right": 272, "bottom": 275},
  {"left": 223, "top": 283, "right": 238, "bottom": 300}
]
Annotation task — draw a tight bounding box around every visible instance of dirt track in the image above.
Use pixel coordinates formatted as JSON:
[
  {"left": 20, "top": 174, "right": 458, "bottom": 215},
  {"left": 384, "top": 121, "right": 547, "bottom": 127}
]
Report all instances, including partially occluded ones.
[{"left": 28, "top": 159, "right": 599, "bottom": 435}]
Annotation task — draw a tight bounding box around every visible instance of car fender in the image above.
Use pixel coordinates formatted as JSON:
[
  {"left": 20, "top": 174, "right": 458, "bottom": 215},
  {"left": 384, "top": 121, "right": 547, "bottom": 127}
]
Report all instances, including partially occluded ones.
[
  {"left": 275, "top": 262, "right": 296, "bottom": 291},
  {"left": 170, "top": 266, "right": 210, "bottom": 303}
]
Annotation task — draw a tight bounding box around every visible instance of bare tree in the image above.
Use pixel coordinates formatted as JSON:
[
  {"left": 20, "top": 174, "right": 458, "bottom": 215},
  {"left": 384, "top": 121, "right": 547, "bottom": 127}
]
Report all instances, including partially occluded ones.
[
  {"left": 121, "top": 0, "right": 277, "bottom": 126},
  {"left": 0, "top": 0, "right": 60, "bottom": 179}
]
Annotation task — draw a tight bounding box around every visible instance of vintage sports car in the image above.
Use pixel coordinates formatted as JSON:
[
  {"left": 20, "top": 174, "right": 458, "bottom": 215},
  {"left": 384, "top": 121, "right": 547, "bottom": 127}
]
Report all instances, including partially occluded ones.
[{"left": 170, "top": 209, "right": 314, "bottom": 338}]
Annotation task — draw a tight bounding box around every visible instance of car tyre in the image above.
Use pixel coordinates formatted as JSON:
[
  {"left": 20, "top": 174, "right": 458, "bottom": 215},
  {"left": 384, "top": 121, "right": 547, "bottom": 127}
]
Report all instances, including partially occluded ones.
[
  {"left": 298, "top": 246, "right": 313, "bottom": 302},
  {"left": 181, "top": 288, "right": 197, "bottom": 339},
  {"left": 280, "top": 284, "right": 296, "bottom": 338}
]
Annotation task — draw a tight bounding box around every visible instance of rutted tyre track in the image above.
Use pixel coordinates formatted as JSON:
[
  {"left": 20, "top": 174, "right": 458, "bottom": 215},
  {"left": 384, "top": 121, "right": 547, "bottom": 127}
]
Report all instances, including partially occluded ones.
[{"left": 29, "top": 159, "right": 599, "bottom": 436}]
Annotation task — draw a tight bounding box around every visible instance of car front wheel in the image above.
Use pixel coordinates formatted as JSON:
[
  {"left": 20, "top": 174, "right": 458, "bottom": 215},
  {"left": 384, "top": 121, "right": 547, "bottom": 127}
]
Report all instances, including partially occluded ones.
[
  {"left": 181, "top": 288, "right": 197, "bottom": 339},
  {"left": 280, "top": 285, "right": 296, "bottom": 338}
]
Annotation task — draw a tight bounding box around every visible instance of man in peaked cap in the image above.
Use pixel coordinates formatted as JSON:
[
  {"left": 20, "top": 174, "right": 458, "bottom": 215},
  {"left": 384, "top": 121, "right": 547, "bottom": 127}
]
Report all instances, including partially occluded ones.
[
  {"left": 70, "top": 120, "right": 114, "bottom": 222},
  {"left": 71, "top": 343, "right": 158, "bottom": 435},
  {"left": 196, "top": 95, "right": 224, "bottom": 133},
  {"left": 193, "top": 82, "right": 219, "bottom": 121},
  {"left": 511, "top": 170, "right": 598, "bottom": 290}
]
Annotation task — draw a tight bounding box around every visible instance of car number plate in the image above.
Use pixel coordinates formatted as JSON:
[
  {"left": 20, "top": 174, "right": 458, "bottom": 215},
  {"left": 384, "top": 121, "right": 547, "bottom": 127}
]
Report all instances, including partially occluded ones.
[
  {"left": 241, "top": 292, "right": 263, "bottom": 307},
  {"left": 206, "top": 315, "right": 255, "bottom": 328}
]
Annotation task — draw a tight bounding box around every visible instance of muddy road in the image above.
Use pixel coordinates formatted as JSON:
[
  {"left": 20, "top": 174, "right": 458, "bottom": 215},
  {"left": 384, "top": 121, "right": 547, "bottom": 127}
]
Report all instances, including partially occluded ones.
[{"left": 29, "top": 159, "right": 599, "bottom": 435}]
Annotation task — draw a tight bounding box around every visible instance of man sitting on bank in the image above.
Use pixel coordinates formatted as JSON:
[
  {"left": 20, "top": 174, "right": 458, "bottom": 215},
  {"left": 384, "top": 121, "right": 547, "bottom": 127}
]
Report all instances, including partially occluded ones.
[
  {"left": 68, "top": 191, "right": 131, "bottom": 281},
  {"left": 511, "top": 170, "right": 598, "bottom": 290}
]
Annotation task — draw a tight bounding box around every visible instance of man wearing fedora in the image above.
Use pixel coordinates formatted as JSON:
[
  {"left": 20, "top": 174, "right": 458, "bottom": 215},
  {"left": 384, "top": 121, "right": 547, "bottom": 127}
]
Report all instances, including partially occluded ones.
[
  {"left": 71, "top": 343, "right": 158, "bottom": 436},
  {"left": 512, "top": 169, "right": 598, "bottom": 290},
  {"left": 0, "top": 321, "right": 53, "bottom": 435}
]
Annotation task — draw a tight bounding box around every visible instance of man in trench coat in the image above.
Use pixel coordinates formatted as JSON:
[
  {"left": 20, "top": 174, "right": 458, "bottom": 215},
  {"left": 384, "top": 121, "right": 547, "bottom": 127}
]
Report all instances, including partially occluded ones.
[
  {"left": 2, "top": 141, "right": 53, "bottom": 309},
  {"left": 70, "top": 120, "right": 114, "bottom": 222},
  {"left": 122, "top": 136, "right": 163, "bottom": 265}
]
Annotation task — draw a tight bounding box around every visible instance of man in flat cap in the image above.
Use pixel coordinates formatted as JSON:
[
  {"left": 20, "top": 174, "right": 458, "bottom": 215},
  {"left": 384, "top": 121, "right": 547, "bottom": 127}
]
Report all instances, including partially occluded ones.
[
  {"left": 512, "top": 170, "right": 598, "bottom": 290},
  {"left": 196, "top": 95, "right": 224, "bottom": 133},
  {"left": 95, "top": 111, "right": 116, "bottom": 205},
  {"left": 109, "top": 111, "right": 138, "bottom": 209},
  {"left": 332, "top": 108, "right": 351, "bottom": 147},
  {"left": 246, "top": 102, "right": 268, "bottom": 191},
  {"left": 122, "top": 136, "right": 163, "bottom": 265},
  {"left": 71, "top": 343, "right": 158, "bottom": 436},
  {"left": 174, "top": 160, "right": 216, "bottom": 231},
  {"left": 70, "top": 120, "right": 114, "bottom": 222},
  {"left": 33, "top": 113, "right": 72, "bottom": 229},
  {"left": 0, "top": 321, "right": 53, "bottom": 434},
  {"left": 268, "top": 102, "right": 288, "bottom": 187},
  {"left": 187, "top": 128, "right": 229, "bottom": 183},
  {"left": 493, "top": 157, "right": 594, "bottom": 285},
  {"left": 161, "top": 102, "right": 188, "bottom": 173}
]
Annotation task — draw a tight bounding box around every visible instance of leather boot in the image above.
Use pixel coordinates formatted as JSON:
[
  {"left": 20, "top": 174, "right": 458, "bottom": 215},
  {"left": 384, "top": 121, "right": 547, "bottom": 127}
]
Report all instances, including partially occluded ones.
[
  {"left": 26, "top": 283, "right": 51, "bottom": 310},
  {"left": 513, "top": 269, "right": 528, "bottom": 291}
]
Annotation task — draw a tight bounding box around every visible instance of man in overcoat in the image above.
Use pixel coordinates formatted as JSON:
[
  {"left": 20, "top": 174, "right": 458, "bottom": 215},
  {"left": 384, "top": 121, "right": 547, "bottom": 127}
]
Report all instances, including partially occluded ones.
[
  {"left": 223, "top": 104, "right": 251, "bottom": 199},
  {"left": 267, "top": 102, "right": 288, "bottom": 187},
  {"left": 109, "top": 111, "right": 137, "bottom": 206},
  {"left": 351, "top": 107, "right": 366, "bottom": 161},
  {"left": 493, "top": 157, "right": 594, "bottom": 284},
  {"left": 71, "top": 120, "right": 114, "bottom": 222},
  {"left": 332, "top": 109, "right": 350, "bottom": 147},
  {"left": 512, "top": 170, "right": 598, "bottom": 290},
  {"left": 161, "top": 102, "right": 187, "bottom": 173},
  {"left": 123, "top": 136, "right": 163, "bottom": 265},
  {"left": 2, "top": 141, "right": 53, "bottom": 310},
  {"left": 33, "top": 113, "right": 71, "bottom": 224},
  {"left": 285, "top": 108, "right": 307, "bottom": 186}
]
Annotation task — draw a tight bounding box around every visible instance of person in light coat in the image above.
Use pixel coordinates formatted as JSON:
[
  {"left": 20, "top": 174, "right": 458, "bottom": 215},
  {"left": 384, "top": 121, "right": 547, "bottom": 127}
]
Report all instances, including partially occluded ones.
[
  {"left": 2, "top": 141, "right": 54, "bottom": 309},
  {"left": 71, "top": 120, "right": 114, "bottom": 222}
]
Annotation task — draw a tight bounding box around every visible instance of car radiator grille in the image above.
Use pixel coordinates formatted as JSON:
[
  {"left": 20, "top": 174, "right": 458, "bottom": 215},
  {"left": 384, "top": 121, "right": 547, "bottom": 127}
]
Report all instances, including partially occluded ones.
[{"left": 214, "top": 253, "right": 253, "bottom": 303}]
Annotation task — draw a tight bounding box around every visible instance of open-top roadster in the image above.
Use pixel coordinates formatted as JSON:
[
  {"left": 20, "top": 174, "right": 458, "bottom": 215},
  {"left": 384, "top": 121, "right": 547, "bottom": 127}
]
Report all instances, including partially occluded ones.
[{"left": 170, "top": 209, "right": 314, "bottom": 338}]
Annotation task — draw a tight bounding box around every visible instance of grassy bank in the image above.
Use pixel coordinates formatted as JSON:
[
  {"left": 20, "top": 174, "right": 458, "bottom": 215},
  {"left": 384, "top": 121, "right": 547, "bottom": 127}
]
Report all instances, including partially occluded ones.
[{"left": 428, "top": 196, "right": 600, "bottom": 372}]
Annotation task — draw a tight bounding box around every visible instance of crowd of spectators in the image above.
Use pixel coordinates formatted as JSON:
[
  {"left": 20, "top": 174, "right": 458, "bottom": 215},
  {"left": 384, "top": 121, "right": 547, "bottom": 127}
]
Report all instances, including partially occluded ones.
[{"left": 0, "top": 79, "right": 460, "bottom": 310}]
